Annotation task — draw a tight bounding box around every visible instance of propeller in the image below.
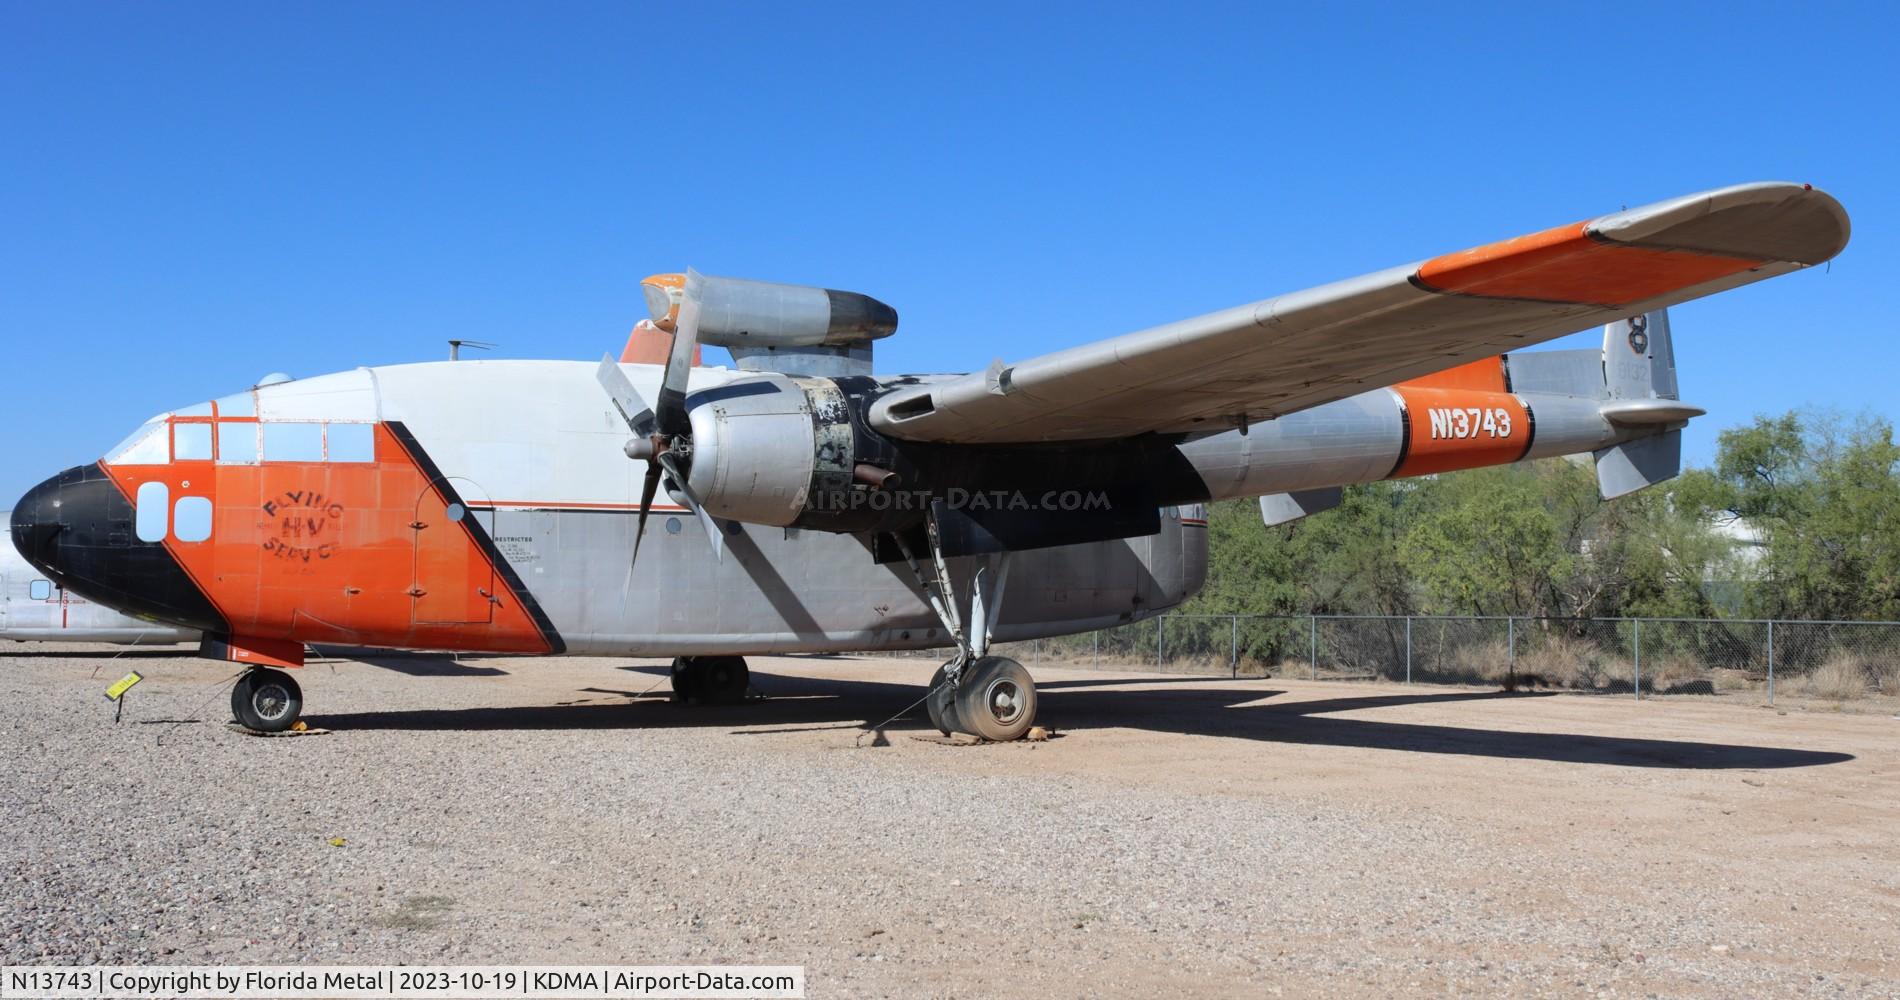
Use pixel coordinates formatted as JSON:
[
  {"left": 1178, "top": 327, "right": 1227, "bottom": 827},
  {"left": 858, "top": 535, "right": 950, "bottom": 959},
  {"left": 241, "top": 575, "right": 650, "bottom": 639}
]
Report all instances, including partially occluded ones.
[{"left": 596, "top": 267, "right": 723, "bottom": 567}]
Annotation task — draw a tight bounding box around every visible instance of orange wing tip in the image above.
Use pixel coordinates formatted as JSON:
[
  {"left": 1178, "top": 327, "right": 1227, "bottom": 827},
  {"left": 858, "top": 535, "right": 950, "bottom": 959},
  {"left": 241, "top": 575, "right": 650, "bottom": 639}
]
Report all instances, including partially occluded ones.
[
  {"left": 1413, "top": 183, "right": 1849, "bottom": 308},
  {"left": 1413, "top": 220, "right": 1598, "bottom": 301}
]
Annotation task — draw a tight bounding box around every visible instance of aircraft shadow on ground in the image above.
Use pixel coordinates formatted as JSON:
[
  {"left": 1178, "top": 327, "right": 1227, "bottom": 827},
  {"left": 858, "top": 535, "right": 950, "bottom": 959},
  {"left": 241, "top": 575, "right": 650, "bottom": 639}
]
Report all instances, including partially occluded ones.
[
  {"left": 330, "top": 652, "right": 510, "bottom": 678},
  {"left": 2, "top": 649, "right": 197, "bottom": 659},
  {"left": 308, "top": 669, "right": 1854, "bottom": 770}
]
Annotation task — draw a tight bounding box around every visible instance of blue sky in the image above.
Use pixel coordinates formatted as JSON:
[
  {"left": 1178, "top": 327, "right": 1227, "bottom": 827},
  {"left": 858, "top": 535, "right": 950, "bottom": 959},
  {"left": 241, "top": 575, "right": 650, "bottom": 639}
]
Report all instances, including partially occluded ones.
[{"left": 3, "top": 3, "right": 1895, "bottom": 503}]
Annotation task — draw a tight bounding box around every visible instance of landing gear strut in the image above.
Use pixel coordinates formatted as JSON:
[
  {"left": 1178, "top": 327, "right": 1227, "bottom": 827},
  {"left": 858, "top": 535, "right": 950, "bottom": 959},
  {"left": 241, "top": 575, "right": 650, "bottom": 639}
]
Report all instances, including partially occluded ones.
[
  {"left": 232, "top": 667, "right": 303, "bottom": 732},
  {"left": 901, "top": 509, "right": 1040, "bottom": 742},
  {"left": 671, "top": 655, "right": 750, "bottom": 705}
]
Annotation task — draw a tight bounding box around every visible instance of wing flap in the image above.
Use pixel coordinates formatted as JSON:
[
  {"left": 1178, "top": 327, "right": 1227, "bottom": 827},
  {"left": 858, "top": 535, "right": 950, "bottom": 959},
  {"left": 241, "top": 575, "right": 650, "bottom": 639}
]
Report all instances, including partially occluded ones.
[{"left": 871, "top": 182, "right": 1847, "bottom": 444}]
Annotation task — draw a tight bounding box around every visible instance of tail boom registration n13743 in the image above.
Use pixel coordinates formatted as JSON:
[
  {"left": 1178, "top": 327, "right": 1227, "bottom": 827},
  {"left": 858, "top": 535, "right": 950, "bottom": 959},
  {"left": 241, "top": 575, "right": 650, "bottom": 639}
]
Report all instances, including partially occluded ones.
[{"left": 10, "top": 182, "right": 1850, "bottom": 739}]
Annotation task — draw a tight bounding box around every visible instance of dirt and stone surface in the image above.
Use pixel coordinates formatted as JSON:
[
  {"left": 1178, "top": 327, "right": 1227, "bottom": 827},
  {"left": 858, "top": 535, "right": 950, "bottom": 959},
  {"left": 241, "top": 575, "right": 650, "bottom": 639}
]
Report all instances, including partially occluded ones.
[{"left": 3, "top": 643, "right": 1897, "bottom": 998}]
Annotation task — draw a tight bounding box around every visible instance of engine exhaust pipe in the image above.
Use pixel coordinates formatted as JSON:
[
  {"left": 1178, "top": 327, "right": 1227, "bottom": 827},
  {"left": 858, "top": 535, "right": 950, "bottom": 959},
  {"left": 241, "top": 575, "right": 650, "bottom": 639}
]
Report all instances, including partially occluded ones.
[{"left": 854, "top": 463, "right": 901, "bottom": 490}]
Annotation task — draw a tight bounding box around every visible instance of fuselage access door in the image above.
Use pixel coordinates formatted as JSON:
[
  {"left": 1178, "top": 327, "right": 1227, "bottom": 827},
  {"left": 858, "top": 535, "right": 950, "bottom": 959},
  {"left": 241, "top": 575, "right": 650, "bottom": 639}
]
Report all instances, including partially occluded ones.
[{"left": 411, "top": 477, "right": 497, "bottom": 625}]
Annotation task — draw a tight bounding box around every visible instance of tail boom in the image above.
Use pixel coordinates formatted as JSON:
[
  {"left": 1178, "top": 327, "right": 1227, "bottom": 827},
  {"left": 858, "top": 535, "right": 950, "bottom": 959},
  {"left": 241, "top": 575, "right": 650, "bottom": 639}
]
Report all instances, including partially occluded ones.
[{"left": 1178, "top": 308, "right": 1700, "bottom": 521}]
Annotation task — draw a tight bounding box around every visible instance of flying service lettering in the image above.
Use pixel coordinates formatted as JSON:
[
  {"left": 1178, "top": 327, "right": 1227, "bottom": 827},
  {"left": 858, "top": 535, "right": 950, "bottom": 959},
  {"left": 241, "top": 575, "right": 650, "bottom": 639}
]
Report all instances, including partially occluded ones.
[{"left": 261, "top": 489, "right": 346, "bottom": 562}]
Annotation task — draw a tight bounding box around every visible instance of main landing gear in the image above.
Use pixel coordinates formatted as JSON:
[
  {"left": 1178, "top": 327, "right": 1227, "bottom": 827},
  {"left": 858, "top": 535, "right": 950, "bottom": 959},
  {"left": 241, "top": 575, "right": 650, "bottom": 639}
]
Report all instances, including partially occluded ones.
[
  {"left": 671, "top": 655, "right": 751, "bottom": 705},
  {"left": 231, "top": 667, "right": 303, "bottom": 733},
  {"left": 927, "top": 655, "right": 1037, "bottom": 742},
  {"left": 901, "top": 511, "right": 1040, "bottom": 742}
]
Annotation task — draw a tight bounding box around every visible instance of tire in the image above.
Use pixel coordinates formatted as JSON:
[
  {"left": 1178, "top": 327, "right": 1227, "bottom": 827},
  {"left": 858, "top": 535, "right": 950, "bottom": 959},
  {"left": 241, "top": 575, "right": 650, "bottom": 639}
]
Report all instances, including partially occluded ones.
[
  {"left": 231, "top": 668, "right": 302, "bottom": 733},
  {"left": 698, "top": 656, "right": 750, "bottom": 705},
  {"left": 670, "top": 657, "right": 703, "bottom": 704},
  {"left": 952, "top": 656, "right": 1036, "bottom": 742},
  {"left": 925, "top": 663, "right": 961, "bottom": 736}
]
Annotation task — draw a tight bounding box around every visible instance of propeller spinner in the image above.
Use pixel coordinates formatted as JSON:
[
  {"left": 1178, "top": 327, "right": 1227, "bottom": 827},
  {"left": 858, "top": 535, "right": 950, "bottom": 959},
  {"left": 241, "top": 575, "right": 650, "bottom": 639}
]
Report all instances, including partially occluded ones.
[{"left": 596, "top": 267, "right": 723, "bottom": 567}]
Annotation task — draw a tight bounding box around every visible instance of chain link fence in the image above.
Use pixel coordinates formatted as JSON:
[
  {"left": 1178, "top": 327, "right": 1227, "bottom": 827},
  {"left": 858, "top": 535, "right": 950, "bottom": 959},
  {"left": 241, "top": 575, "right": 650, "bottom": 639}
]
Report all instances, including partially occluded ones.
[{"left": 886, "top": 615, "right": 1900, "bottom": 706}]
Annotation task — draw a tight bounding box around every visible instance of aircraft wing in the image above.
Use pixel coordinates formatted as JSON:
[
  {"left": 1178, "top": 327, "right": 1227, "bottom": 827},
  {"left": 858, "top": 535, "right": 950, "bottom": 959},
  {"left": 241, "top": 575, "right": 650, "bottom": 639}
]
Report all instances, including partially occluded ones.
[{"left": 868, "top": 182, "right": 1849, "bottom": 444}]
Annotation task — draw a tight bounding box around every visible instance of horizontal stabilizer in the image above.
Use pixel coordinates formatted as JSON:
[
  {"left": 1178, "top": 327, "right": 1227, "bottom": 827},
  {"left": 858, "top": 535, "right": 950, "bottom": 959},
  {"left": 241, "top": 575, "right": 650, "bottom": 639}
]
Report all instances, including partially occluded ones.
[
  {"left": 1594, "top": 429, "right": 1681, "bottom": 499},
  {"left": 1599, "top": 400, "right": 1705, "bottom": 426},
  {"left": 1260, "top": 487, "right": 1343, "bottom": 526}
]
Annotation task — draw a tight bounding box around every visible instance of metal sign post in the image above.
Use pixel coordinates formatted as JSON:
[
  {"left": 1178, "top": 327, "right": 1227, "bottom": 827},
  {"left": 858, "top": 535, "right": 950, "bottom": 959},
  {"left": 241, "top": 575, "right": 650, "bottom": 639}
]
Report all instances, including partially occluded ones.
[{"left": 104, "top": 670, "right": 143, "bottom": 723}]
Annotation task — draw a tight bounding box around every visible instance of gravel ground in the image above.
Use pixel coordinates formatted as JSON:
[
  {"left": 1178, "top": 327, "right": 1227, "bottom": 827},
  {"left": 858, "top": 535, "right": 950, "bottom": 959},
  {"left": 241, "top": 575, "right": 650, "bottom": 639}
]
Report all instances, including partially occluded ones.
[{"left": 2, "top": 644, "right": 1897, "bottom": 998}]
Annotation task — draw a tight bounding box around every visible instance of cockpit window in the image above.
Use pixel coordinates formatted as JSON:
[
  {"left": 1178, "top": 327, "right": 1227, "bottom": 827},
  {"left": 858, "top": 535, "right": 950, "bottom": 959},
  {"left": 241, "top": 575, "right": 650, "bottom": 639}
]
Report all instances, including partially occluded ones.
[
  {"left": 326, "top": 422, "right": 375, "bottom": 462},
  {"left": 105, "top": 420, "right": 169, "bottom": 465},
  {"left": 217, "top": 422, "right": 259, "bottom": 465},
  {"left": 262, "top": 422, "right": 324, "bottom": 462},
  {"left": 174, "top": 423, "right": 213, "bottom": 461}
]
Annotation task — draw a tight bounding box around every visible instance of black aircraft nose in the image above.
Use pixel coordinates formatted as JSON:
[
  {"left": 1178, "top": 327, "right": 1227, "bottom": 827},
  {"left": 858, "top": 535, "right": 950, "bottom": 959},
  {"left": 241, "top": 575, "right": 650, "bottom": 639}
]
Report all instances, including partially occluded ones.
[
  {"left": 9, "top": 464, "right": 227, "bottom": 634},
  {"left": 11, "top": 469, "right": 75, "bottom": 577}
]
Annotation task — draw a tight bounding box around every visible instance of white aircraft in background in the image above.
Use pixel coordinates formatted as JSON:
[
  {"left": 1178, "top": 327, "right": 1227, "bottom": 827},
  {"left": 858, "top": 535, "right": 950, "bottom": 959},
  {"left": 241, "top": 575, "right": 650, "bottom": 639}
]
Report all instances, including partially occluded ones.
[
  {"left": 0, "top": 516, "right": 195, "bottom": 644},
  {"left": 10, "top": 183, "right": 1851, "bottom": 738}
]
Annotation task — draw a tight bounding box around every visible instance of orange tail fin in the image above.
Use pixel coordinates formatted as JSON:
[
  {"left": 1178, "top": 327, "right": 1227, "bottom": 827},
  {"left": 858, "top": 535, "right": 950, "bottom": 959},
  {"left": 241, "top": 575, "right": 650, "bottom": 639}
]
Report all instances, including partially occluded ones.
[{"left": 620, "top": 319, "right": 703, "bottom": 366}]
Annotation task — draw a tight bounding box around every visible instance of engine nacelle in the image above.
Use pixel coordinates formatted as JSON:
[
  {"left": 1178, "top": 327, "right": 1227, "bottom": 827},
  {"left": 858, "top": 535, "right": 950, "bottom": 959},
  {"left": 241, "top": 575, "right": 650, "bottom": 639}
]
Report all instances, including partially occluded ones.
[
  {"left": 644, "top": 274, "right": 898, "bottom": 348},
  {"left": 678, "top": 373, "right": 1171, "bottom": 551},
  {"left": 684, "top": 374, "right": 872, "bottom": 527}
]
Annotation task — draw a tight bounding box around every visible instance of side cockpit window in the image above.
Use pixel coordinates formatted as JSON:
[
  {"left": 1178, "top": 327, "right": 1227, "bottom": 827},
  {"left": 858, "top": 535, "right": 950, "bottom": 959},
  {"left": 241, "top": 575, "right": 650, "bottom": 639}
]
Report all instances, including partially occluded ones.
[
  {"left": 249, "top": 421, "right": 375, "bottom": 463},
  {"left": 325, "top": 423, "right": 375, "bottom": 462},
  {"left": 217, "top": 422, "right": 259, "bottom": 465},
  {"left": 109, "top": 405, "right": 376, "bottom": 469},
  {"left": 134, "top": 482, "right": 169, "bottom": 542},
  {"left": 173, "top": 496, "right": 213, "bottom": 542},
  {"left": 262, "top": 422, "right": 324, "bottom": 462}
]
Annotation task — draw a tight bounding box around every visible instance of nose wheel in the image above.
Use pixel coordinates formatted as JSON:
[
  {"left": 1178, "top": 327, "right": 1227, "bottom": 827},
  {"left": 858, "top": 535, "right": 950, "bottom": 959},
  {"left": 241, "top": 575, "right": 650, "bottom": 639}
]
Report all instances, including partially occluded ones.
[
  {"left": 231, "top": 667, "right": 303, "bottom": 733},
  {"left": 932, "top": 656, "right": 1037, "bottom": 742}
]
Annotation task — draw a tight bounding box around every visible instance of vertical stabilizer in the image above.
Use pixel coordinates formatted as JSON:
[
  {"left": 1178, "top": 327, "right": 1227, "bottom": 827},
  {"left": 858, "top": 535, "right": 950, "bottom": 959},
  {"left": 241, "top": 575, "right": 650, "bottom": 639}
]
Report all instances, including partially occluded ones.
[
  {"left": 1594, "top": 307, "right": 1686, "bottom": 497},
  {"left": 1602, "top": 308, "right": 1678, "bottom": 401},
  {"left": 621, "top": 319, "right": 704, "bottom": 367}
]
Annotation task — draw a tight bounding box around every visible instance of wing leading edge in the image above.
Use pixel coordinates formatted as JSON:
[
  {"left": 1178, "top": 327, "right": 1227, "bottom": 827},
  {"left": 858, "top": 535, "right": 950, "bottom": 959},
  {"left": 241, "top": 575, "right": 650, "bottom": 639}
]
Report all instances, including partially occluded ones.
[{"left": 869, "top": 182, "right": 1849, "bottom": 444}]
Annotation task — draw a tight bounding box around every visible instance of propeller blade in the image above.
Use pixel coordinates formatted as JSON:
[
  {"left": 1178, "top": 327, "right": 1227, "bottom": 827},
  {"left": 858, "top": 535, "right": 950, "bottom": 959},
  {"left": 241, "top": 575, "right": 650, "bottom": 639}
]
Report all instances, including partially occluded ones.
[
  {"left": 630, "top": 461, "right": 663, "bottom": 568},
  {"left": 595, "top": 354, "right": 656, "bottom": 437},
  {"left": 654, "top": 267, "right": 704, "bottom": 440},
  {"left": 658, "top": 450, "right": 724, "bottom": 563}
]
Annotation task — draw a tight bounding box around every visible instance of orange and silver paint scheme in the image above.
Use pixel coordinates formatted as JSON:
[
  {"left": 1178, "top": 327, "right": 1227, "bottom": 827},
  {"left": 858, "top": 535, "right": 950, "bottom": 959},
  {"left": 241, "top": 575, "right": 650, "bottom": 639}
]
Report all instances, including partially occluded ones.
[
  {"left": 9, "top": 182, "right": 1848, "bottom": 670},
  {"left": 8, "top": 361, "right": 1209, "bottom": 666}
]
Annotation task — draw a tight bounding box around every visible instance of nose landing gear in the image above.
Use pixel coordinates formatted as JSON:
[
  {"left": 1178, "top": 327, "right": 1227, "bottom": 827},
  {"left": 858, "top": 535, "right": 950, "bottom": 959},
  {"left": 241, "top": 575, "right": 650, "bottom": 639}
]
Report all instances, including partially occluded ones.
[{"left": 231, "top": 667, "right": 303, "bottom": 733}]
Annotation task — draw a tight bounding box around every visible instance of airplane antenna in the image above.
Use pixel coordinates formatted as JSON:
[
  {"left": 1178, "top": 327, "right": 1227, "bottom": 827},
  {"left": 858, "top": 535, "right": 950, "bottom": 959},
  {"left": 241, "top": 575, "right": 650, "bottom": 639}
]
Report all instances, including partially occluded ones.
[{"left": 448, "top": 339, "right": 496, "bottom": 361}]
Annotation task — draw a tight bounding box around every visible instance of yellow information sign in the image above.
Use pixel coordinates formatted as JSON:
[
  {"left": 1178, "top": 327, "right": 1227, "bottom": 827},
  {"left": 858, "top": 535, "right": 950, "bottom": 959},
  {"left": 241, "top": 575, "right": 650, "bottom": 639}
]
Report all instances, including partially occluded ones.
[{"left": 104, "top": 671, "right": 143, "bottom": 701}]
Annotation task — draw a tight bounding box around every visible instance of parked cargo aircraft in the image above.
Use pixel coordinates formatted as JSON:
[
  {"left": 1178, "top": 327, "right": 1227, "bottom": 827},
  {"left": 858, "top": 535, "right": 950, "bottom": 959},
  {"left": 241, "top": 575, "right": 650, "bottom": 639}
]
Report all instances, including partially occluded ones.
[
  {"left": 0, "top": 520, "right": 196, "bottom": 644},
  {"left": 10, "top": 183, "right": 1849, "bottom": 738}
]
